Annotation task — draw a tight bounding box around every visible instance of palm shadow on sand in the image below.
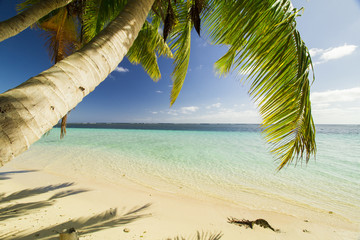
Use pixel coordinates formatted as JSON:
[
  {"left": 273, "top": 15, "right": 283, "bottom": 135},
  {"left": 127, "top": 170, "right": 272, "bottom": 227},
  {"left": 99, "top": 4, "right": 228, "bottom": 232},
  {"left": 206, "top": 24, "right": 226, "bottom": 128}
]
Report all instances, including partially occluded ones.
[
  {"left": 0, "top": 170, "right": 38, "bottom": 180},
  {"left": 0, "top": 169, "right": 152, "bottom": 240},
  {"left": 2, "top": 203, "right": 151, "bottom": 240},
  {"left": 0, "top": 186, "right": 89, "bottom": 222}
]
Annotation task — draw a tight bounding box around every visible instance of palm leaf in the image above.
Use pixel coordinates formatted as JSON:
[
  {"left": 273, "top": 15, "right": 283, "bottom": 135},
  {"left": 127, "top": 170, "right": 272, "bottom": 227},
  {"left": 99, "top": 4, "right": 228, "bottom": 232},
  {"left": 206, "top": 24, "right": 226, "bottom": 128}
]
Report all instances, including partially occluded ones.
[
  {"left": 168, "top": 1, "right": 192, "bottom": 106},
  {"left": 39, "top": 8, "right": 79, "bottom": 63},
  {"left": 151, "top": 0, "right": 167, "bottom": 21},
  {"left": 167, "top": 0, "right": 210, "bottom": 105},
  {"left": 203, "top": 0, "right": 316, "bottom": 169},
  {"left": 127, "top": 17, "right": 173, "bottom": 81},
  {"left": 163, "top": 0, "right": 177, "bottom": 41},
  {"left": 190, "top": 0, "right": 206, "bottom": 36},
  {"left": 82, "top": 0, "right": 127, "bottom": 43},
  {"left": 16, "top": 0, "right": 41, "bottom": 13},
  {"left": 60, "top": 113, "right": 68, "bottom": 139}
]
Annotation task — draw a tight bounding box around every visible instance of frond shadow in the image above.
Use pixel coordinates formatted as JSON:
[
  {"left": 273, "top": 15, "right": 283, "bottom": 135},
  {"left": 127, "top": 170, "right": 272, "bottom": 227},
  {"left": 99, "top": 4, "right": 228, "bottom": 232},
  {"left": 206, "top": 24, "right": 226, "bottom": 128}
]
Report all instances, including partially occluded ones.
[
  {"left": 0, "top": 201, "right": 54, "bottom": 221},
  {"left": 0, "top": 170, "right": 38, "bottom": 180},
  {"left": 0, "top": 182, "right": 74, "bottom": 203},
  {"left": 166, "top": 231, "right": 223, "bottom": 240},
  {"left": 0, "top": 183, "right": 88, "bottom": 222},
  {"left": 49, "top": 189, "right": 89, "bottom": 200},
  {"left": 2, "top": 203, "right": 152, "bottom": 240}
]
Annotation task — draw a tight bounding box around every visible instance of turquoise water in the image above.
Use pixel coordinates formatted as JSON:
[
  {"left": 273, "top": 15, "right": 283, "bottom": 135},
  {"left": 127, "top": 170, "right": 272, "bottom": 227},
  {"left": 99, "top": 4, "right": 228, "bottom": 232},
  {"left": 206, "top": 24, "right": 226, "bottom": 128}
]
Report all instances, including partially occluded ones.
[{"left": 14, "top": 124, "right": 360, "bottom": 223}]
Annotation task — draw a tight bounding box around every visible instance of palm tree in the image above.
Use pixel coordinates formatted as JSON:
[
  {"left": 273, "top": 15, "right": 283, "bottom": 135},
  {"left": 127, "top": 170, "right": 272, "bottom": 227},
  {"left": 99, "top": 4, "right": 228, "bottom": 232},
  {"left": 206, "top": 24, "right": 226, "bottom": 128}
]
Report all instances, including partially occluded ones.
[
  {"left": 0, "top": 0, "right": 75, "bottom": 42},
  {"left": 17, "top": 0, "right": 172, "bottom": 138},
  {"left": 27, "top": 3, "right": 82, "bottom": 138},
  {"left": 0, "top": 0, "right": 316, "bottom": 170}
]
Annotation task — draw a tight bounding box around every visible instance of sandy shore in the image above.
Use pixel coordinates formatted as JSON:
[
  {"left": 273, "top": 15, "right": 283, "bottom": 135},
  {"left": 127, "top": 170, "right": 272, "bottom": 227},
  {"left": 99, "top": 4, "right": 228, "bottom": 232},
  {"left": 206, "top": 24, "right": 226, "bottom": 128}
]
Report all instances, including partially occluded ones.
[{"left": 0, "top": 164, "right": 359, "bottom": 240}]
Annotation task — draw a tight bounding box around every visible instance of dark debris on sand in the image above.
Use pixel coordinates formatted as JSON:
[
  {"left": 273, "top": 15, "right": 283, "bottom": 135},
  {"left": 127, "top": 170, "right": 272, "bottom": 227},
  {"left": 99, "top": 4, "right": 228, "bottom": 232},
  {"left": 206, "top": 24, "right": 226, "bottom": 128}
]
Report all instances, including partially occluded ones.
[{"left": 227, "top": 217, "right": 280, "bottom": 232}]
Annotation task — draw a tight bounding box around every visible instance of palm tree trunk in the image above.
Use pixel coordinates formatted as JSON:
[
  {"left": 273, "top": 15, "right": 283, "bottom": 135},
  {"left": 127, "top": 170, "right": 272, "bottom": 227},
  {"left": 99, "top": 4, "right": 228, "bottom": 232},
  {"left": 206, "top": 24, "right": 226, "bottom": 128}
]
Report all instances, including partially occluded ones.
[
  {"left": 0, "top": 0, "right": 74, "bottom": 42},
  {"left": 0, "top": 0, "right": 155, "bottom": 166}
]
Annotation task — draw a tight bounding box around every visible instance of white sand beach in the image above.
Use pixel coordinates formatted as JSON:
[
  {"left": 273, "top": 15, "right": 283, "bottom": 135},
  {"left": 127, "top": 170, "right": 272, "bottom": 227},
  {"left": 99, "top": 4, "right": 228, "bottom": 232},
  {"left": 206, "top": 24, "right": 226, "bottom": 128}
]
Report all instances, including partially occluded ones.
[{"left": 1, "top": 163, "right": 359, "bottom": 240}]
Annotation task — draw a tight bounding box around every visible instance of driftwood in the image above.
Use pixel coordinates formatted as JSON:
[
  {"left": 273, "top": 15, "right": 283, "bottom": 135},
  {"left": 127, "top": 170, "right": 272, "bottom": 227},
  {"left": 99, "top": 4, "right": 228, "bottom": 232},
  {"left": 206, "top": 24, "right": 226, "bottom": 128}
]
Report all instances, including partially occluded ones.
[
  {"left": 227, "top": 217, "right": 279, "bottom": 232},
  {"left": 59, "top": 228, "right": 79, "bottom": 240}
]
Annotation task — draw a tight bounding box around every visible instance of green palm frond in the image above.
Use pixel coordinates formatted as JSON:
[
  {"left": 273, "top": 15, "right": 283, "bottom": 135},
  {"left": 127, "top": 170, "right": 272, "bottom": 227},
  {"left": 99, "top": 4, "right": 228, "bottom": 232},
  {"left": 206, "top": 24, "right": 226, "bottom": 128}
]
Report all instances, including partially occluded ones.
[
  {"left": 17, "top": 0, "right": 42, "bottom": 13},
  {"left": 166, "top": 0, "right": 209, "bottom": 105},
  {"left": 168, "top": 1, "right": 192, "bottom": 106},
  {"left": 168, "top": 231, "right": 223, "bottom": 240},
  {"left": 82, "top": 0, "right": 127, "bottom": 43},
  {"left": 83, "top": 0, "right": 173, "bottom": 81},
  {"left": 126, "top": 16, "right": 173, "bottom": 81},
  {"left": 203, "top": 0, "right": 316, "bottom": 169},
  {"left": 151, "top": 0, "right": 167, "bottom": 21},
  {"left": 213, "top": 45, "right": 238, "bottom": 77}
]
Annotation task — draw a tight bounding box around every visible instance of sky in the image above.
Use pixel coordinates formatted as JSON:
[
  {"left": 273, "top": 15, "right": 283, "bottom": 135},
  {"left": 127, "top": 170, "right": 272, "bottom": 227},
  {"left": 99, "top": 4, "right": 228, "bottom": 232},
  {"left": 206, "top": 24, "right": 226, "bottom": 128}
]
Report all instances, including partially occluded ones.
[{"left": 0, "top": 0, "right": 359, "bottom": 124}]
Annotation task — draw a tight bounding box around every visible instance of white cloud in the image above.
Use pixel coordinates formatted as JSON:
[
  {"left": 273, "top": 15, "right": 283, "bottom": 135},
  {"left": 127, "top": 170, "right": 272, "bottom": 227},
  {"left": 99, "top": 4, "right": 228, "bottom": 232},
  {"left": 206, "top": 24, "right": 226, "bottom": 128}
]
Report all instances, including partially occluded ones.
[
  {"left": 311, "top": 87, "right": 360, "bottom": 104},
  {"left": 312, "top": 106, "right": 360, "bottom": 124},
  {"left": 310, "top": 87, "right": 360, "bottom": 124},
  {"left": 114, "top": 66, "right": 129, "bottom": 73},
  {"left": 156, "top": 90, "right": 163, "bottom": 94},
  {"left": 167, "top": 106, "right": 199, "bottom": 116},
  {"left": 180, "top": 106, "right": 199, "bottom": 114},
  {"left": 147, "top": 87, "right": 360, "bottom": 124},
  {"left": 309, "top": 48, "right": 323, "bottom": 57},
  {"left": 165, "top": 107, "right": 260, "bottom": 123},
  {"left": 206, "top": 103, "right": 222, "bottom": 109},
  {"left": 320, "top": 45, "right": 357, "bottom": 61},
  {"left": 153, "top": 103, "right": 260, "bottom": 123},
  {"left": 167, "top": 110, "right": 178, "bottom": 116},
  {"left": 310, "top": 44, "right": 357, "bottom": 64},
  {"left": 196, "top": 38, "right": 209, "bottom": 47},
  {"left": 196, "top": 65, "right": 204, "bottom": 70},
  {"left": 195, "top": 108, "right": 260, "bottom": 123}
]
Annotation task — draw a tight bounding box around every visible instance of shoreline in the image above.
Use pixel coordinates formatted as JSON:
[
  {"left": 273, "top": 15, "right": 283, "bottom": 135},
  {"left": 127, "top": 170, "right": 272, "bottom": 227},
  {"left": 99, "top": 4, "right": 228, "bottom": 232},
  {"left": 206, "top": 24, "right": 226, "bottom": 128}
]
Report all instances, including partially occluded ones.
[{"left": 1, "top": 164, "right": 359, "bottom": 240}]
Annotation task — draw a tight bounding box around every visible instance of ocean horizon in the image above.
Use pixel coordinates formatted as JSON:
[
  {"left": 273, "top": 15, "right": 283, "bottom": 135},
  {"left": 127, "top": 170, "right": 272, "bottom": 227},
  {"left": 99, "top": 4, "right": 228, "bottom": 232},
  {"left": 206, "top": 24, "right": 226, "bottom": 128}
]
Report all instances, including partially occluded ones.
[{"left": 13, "top": 123, "right": 360, "bottom": 225}]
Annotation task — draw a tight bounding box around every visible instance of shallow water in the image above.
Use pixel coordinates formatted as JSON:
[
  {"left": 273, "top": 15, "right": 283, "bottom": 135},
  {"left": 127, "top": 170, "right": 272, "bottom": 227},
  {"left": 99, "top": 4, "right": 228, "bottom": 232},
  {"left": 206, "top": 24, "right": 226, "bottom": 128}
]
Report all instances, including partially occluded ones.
[{"left": 14, "top": 124, "right": 360, "bottom": 223}]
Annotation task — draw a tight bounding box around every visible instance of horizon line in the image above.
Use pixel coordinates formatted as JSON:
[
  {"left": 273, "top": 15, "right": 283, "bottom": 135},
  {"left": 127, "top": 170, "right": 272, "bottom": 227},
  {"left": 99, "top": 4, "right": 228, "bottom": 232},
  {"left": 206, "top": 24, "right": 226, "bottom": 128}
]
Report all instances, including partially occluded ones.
[{"left": 56, "top": 122, "right": 360, "bottom": 126}]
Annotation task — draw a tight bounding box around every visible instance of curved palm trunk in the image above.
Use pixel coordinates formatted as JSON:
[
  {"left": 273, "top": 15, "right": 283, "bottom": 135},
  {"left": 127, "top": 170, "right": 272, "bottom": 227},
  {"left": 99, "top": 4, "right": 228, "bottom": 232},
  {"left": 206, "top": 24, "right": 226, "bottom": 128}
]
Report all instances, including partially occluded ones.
[
  {"left": 0, "top": 0, "right": 155, "bottom": 166},
  {"left": 0, "top": 0, "right": 74, "bottom": 42}
]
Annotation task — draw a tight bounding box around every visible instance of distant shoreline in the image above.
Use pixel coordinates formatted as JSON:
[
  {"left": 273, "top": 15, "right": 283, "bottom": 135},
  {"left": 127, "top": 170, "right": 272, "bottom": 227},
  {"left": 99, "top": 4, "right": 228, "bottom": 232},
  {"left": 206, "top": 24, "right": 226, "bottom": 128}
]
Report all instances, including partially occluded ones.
[
  {"left": 52, "top": 123, "right": 359, "bottom": 133},
  {"left": 53, "top": 123, "right": 263, "bottom": 132},
  {"left": 57, "top": 122, "right": 359, "bottom": 125}
]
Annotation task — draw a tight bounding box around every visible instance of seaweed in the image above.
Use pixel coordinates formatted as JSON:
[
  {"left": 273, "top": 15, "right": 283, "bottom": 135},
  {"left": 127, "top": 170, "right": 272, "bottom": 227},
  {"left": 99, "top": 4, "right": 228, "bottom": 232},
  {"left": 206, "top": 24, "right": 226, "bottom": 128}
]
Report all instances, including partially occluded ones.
[{"left": 227, "top": 217, "right": 279, "bottom": 232}]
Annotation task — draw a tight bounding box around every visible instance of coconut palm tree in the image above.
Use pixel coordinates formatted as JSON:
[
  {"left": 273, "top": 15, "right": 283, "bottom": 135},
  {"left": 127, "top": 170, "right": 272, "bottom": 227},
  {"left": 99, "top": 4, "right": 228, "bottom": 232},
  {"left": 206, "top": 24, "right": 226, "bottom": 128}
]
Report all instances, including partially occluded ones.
[
  {"left": 25, "top": 3, "right": 82, "bottom": 138},
  {"left": 17, "top": 0, "right": 173, "bottom": 137},
  {"left": 0, "top": 0, "right": 316, "bottom": 170},
  {"left": 0, "top": 0, "right": 75, "bottom": 42}
]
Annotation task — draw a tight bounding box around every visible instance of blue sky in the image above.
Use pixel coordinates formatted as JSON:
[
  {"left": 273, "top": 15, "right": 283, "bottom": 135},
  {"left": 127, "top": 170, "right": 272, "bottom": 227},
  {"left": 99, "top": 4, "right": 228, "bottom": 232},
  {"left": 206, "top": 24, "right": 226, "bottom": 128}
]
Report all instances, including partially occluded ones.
[{"left": 0, "top": 0, "right": 359, "bottom": 124}]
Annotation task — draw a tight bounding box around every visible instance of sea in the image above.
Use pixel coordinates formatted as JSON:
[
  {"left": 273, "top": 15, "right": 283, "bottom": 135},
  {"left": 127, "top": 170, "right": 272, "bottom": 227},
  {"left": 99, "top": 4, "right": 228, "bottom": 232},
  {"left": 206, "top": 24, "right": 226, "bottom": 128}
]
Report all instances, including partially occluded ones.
[{"left": 12, "top": 124, "right": 360, "bottom": 224}]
